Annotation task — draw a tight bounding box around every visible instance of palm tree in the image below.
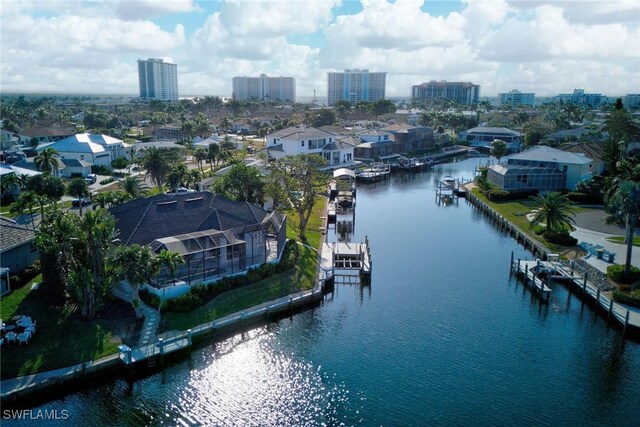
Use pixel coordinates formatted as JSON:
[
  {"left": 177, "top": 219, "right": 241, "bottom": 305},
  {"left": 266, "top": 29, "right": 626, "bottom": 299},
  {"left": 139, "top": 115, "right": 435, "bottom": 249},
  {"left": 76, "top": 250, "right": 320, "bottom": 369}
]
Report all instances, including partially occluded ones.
[
  {"left": 67, "top": 177, "right": 90, "bottom": 216},
  {"left": 140, "top": 146, "right": 172, "bottom": 191},
  {"left": 0, "top": 172, "right": 18, "bottom": 196},
  {"left": 118, "top": 176, "right": 149, "bottom": 199},
  {"left": 207, "top": 143, "right": 220, "bottom": 169},
  {"left": 529, "top": 192, "right": 578, "bottom": 238},
  {"left": 606, "top": 181, "right": 640, "bottom": 281},
  {"left": 167, "top": 164, "right": 188, "bottom": 191},
  {"left": 115, "top": 244, "right": 158, "bottom": 317},
  {"left": 194, "top": 147, "right": 208, "bottom": 171},
  {"left": 34, "top": 147, "right": 60, "bottom": 174},
  {"left": 11, "top": 191, "right": 38, "bottom": 228},
  {"left": 185, "top": 169, "right": 202, "bottom": 190},
  {"left": 92, "top": 192, "right": 113, "bottom": 209},
  {"left": 156, "top": 250, "right": 184, "bottom": 317}
]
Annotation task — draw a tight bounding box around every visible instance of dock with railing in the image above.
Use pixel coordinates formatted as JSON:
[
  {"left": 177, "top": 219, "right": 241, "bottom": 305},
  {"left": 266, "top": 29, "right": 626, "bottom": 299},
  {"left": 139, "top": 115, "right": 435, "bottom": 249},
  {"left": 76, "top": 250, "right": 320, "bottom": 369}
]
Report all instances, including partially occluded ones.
[
  {"left": 320, "top": 238, "right": 372, "bottom": 286},
  {"left": 510, "top": 252, "right": 640, "bottom": 337}
]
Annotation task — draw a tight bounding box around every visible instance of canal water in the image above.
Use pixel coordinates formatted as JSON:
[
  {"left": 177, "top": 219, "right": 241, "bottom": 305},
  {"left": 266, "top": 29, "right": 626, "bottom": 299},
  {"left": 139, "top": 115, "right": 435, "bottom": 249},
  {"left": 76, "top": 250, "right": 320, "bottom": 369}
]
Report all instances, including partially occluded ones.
[{"left": 11, "top": 158, "right": 640, "bottom": 426}]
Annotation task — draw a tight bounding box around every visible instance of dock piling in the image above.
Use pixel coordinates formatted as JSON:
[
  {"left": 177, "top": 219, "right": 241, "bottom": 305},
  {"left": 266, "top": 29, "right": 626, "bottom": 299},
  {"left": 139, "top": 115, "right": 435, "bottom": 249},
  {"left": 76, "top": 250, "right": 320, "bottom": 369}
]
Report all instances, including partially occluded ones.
[{"left": 608, "top": 298, "right": 614, "bottom": 323}]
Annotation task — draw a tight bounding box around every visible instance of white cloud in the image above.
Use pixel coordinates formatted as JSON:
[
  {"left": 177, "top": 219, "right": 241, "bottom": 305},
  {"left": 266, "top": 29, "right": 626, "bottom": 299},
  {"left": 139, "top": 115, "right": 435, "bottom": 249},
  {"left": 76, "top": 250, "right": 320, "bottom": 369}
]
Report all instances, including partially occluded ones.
[
  {"left": 114, "top": 0, "right": 202, "bottom": 20},
  {"left": 1, "top": 0, "right": 639, "bottom": 97}
]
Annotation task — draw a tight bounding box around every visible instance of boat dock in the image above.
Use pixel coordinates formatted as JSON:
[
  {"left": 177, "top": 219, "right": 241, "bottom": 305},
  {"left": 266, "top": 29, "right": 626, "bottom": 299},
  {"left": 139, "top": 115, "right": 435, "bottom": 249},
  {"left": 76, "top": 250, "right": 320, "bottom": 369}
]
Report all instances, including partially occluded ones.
[
  {"left": 355, "top": 163, "right": 391, "bottom": 183},
  {"left": 510, "top": 253, "right": 640, "bottom": 335},
  {"left": 510, "top": 257, "right": 552, "bottom": 302},
  {"left": 320, "top": 238, "right": 372, "bottom": 285}
]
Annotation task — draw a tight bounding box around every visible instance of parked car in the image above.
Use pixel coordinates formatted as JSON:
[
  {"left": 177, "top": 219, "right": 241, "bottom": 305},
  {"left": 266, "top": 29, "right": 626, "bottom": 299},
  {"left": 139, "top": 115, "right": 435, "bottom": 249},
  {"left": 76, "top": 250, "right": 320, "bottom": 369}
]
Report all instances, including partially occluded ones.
[
  {"left": 85, "top": 174, "right": 97, "bottom": 184},
  {"left": 167, "top": 187, "right": 196, "bottom": 194},
  {"left": 72, "top": 197, "right": 91, "bottom": 207}
]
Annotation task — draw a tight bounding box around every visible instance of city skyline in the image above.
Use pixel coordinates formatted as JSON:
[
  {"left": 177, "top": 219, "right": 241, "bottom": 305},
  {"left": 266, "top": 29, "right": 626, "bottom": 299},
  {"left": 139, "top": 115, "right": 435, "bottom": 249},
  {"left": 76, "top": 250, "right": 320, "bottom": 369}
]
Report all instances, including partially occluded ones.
[{"left": 1, "top": 0, "right": 639, "bottom": 97}]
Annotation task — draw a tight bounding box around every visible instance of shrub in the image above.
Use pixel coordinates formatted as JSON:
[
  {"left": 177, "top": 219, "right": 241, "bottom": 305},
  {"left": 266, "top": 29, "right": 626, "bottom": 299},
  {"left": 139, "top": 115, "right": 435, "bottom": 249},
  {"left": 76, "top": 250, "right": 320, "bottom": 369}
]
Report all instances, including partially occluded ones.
[
  {"left": 483, "top": 188, "right": 538, "bottom": 202},
  {"left": 607, "top": 264, "right": 640, "bottom": 284},
  {"left": 566, "top": 191, "right": 604, "bottom": 205},
  {"left": 111, "top": 157, "right": 129, "bottom": 169},
  {"left": 545, "top": 232, "right": 578, "bottom": 246},
  {"left": 139, "top": 288, "right": 161, "bottom": 309},
  {"left": 165, "top": 293, "right": 202, "bottom": 313},
  {"left": 9, "top": 275, "right": 23, "bottom": 288},
  {"left": 612, "top": 290, "right": 640, "bottom": 308},
  {"left": 91, "top": 165, "right": 113, "bottom": 175},
  {"left": 99, "top": 177, "right": 115, "bottom": 185},
  {"left": 618, "top": 284, "right": 632, "bottom": 293}
]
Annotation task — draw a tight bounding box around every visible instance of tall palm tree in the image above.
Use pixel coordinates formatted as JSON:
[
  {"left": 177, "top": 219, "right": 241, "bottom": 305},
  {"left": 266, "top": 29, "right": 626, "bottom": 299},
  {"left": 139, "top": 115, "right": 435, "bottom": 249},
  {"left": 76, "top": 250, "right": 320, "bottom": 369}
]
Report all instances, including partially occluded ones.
[
  {"left": 0, "top": 172, "right": 18, "bottom": 196},
  {"left": 606, "top": 181, "right": 640, "bottom": 281},
  {"left": 67, "top": 177, "right": 89, "bottom": 216},
  {"left": 34, "top": 147, "right": 60, "bottom": 174},
  {"left": 157, "top": 250, "right": 184, "bottom": 287},
  {"left": 118, "top": 176, "right": 149, "bottom": 199},
  {"left": 529, "top": 192, "right": 578, "bottom": 237},
  {"left": 140, "top": 146, "right": 172, "bottom": 191},
  {"left": 115, "top": 244, "right": 159, "bottom": 317},
  {"left": 207, "top": 143, "right": 220, "bottom": 169},
  {"left": 11, "top": 190, "right": 38, "bottom": 228},
  {"left": 157, "top": 250, "right": 184, "bottom": 316},
  {"left": 194, "top": 147, "right": 208, "bottom": 172}
]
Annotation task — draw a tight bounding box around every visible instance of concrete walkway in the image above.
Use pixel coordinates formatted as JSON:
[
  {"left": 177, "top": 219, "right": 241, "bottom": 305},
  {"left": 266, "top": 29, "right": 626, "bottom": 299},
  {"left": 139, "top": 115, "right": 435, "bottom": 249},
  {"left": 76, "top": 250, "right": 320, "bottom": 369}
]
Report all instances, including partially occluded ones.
[
  {"left": 112, "top": 283, "right": 159, "bottom": 347},
  {"left": 571, "top": 226, "right": 639, "bottom": 273}
]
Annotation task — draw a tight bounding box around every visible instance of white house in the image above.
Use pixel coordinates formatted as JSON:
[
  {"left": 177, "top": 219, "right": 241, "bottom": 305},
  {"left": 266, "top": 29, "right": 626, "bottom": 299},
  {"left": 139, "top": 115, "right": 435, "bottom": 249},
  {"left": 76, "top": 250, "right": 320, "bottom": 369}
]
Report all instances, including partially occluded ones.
[
  {"left": 266, "top": 125, "right": 354, "bottom": 166},
  {"left": 487, "top": 145, "right": 594, "bottom": 191},
  {"left": 37, "top": 133, "right": 131, "bottom": 167}
]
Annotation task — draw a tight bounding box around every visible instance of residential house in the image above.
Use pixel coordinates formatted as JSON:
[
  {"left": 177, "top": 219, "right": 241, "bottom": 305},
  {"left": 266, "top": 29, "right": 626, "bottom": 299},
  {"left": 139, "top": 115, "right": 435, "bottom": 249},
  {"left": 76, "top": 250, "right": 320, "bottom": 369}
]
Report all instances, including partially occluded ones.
[
  {"left": 353, "top": 129, "right": 400, "bottom": 160},
  {"left": 36, "top": 133, "right": 131, "bottom": 167},
  {"left": 560, "top": 141, "right": 604, "bottom": 175},
  {"left": 156, "top": 126, "right": 183, "bottom": 141},
  {"left": 60, "top": 158, "right": 92, "bottom": 178},
  {"left": 462, "top": 127, "right": 523, "bottom": 152},
  {"left": 381, "top": 123, "right": 435, "bottom": 152},
  {"left": 1, "top": 129, "right": 19, "bottom": 150},
  {"left": 0, "top": 217, "right": 38, "bottom": 294},
  {"left": 487, "top": 145, "right": 594, "bottom": 191},
  {"left": 266, "top": 125, "right": 354, "bottom": 166},
  {"left": 17, "top": 126, "right": 75, "bottom": 145},
  {"left": 109, "top": 192, "right": 287, "bottom": 292},
  {"left": 0, "top": 164, "right": 42, "bottom": 200}
]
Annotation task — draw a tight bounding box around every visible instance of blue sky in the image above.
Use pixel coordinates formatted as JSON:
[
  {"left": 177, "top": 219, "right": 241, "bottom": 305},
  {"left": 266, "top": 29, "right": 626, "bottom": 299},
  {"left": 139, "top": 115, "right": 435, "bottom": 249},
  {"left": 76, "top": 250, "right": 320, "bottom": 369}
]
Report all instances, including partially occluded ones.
[{"left": 1, "top": 0, "right": 639, "bottom": 98}]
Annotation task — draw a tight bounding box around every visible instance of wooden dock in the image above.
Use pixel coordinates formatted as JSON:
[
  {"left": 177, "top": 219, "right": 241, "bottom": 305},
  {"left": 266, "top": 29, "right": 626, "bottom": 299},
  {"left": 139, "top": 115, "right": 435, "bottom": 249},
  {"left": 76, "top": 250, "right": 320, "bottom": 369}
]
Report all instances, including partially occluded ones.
[
  {"left": 510, "top": 252, "right": 640, "bottom": 336},
  {"left": 510, "top": 258, "right": 552, "bottom": 302},
  {"left": 320, "top": 239, "right": 372, "bottom": 284}
]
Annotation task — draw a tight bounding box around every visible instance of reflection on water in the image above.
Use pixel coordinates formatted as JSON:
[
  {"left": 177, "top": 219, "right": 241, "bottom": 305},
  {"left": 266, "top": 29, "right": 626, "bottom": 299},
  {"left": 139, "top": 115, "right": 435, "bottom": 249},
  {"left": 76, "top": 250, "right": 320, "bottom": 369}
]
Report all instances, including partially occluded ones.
[{"left": 8, "top": 158, "right": 640, "bottom": 426}]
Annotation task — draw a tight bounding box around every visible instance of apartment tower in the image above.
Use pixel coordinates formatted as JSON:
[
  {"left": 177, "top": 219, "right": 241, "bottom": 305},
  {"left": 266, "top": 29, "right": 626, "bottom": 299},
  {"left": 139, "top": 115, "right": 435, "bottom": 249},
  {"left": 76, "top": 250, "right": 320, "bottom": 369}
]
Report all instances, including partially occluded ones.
[
  {"left": 327, "top": 69, "right": 387, "bottom": 106},
  {"left": 138, "top": 58, "right": 178, "bottom": 101}
]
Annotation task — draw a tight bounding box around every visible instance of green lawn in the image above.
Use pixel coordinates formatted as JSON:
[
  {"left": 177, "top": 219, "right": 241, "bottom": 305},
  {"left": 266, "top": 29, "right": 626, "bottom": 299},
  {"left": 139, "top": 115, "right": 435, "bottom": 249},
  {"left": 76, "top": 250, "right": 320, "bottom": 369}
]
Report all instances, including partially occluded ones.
[
  {"left": 163, "top": 244, "right": 318, "bottom": 331},
  {"left": 606, "top": 236, "right": 640, "bottom": 247},
  {"left": 471, "top": 188, "right": 586, "bottom": 253},
  {"left": 0, "top": 275, "right": 140, "bottom": 379},
  {"left": 163, "top": 196, "right": 326, "bottom": 331}
]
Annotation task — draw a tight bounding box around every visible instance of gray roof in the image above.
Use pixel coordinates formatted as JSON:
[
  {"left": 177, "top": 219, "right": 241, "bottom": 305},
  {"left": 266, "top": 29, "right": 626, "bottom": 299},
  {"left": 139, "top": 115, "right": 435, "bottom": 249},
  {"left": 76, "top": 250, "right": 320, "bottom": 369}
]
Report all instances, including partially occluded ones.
[
  {"left": 109, "top": 191, "right": 276, "bottom": 246},
  {"left": 267, "top": 125, "right": 336, "bottom": 141},
  {"left": 62, "top": 158, "right": 92, "bottom": 167},
  {"left": 0, "top": 217, "right": 36, "bottom": 253},
  {"left": 466, "top": 127, "right": 523, "bottom": 136},
  {"left": 507, "top": 145, "right": 592, "bottom": 165},
  {"left": 334, "top": 135, "right": 358, "bottom": 148}
]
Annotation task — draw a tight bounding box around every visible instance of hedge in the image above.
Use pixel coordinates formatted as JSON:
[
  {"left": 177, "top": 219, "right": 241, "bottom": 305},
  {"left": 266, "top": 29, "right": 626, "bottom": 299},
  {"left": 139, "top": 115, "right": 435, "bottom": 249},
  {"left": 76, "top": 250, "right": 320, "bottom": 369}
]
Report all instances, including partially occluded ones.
[
  {"left": 612, "top": 289, "right": 640, "bottom": 309},
  {"left": 7, "top": 261, "right": 41, "bottom": 289},
  {"left": 140, "top": 239, "right": 300, "bottom": 314},
  {"left": 607, "top": 264, "right": 640, "bottom": 284},
  {"left": 545, "top": 232, "right": 578, "bottom": 246},
  {"left": 566, "top": 191, "right": 604, "bottom": 205},
  {"left": 482, "top": 188, "right": 538, "bottom": 202}
]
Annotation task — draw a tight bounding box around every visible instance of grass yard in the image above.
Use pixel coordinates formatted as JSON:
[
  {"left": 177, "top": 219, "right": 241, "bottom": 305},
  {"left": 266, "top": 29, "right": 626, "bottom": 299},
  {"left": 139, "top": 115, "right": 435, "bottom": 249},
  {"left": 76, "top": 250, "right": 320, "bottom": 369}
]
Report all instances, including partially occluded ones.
[
  {"left": 163, "top": 244, "right": 318, "bottom": 331},
  {"left": 606, "top": 236, "right": 640, "bottom": 247},
  {"left": 164, "top": 196, "right": 326, "bottom": 331},
  {"left": 0, "top": 275, "right": 141, "bottom": 379},
  {"left": 471, "top": 188, "right": 588, "bottom": 253}
]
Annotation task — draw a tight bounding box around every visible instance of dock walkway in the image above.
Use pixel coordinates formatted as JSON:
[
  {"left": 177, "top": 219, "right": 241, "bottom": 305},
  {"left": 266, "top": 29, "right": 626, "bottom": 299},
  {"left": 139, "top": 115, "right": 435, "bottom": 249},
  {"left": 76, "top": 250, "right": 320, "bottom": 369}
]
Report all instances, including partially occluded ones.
[{"left": 511, "top": 254, "right": 640, "bottom": 334}]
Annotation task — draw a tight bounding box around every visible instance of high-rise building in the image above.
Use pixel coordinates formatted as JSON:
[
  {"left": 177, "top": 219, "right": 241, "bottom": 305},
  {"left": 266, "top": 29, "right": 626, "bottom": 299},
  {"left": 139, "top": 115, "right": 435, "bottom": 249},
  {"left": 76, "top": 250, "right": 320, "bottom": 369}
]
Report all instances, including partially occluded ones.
[
  {"left": 498, "top": 90, "right": 536, "bottom": 107},
  {"left": 232, "top": 74, "right": 296, "bottom": 102},
  {"left": 411, "top": 80, "right": 480, "bottom": 106},
  {"left": 138, "top": 58, "right": 178, "bottom": 101},
  {"left": 624, "top": 94, "right": 640, "bottom": 109},
  {"left": 553, "top": 89, "right": 602, "bottom": 108},
  {"left": 327, "top": 69, "right": 386, "bottom": 106}
]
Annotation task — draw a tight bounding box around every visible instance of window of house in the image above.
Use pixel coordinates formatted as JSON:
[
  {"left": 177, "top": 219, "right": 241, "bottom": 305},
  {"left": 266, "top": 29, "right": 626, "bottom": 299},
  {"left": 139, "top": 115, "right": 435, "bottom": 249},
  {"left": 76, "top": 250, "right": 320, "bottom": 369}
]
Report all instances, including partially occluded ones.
[
  {"left": 273, "top": 138, "right": 277, "bottom": 145},
  {"left": 80, "top": 155, "right": 84, "bottom": 160},
  {"left": 301, "top": 140, "right": 305, "bottom": 147},
  {"left": 562, "top": 165, "right": 568, "bottom": 173}
]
